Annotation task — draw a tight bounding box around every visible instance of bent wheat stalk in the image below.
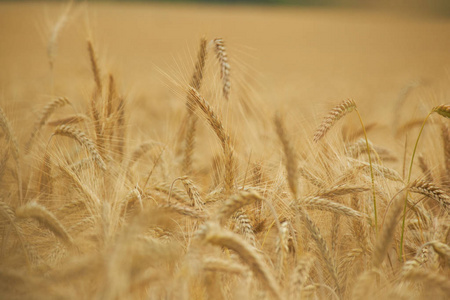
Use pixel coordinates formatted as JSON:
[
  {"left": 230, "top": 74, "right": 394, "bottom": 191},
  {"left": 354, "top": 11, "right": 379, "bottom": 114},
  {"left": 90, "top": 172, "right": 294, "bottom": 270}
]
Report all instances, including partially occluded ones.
[{"left": 400, "top": 104, "right": 450, "bottom": 260}]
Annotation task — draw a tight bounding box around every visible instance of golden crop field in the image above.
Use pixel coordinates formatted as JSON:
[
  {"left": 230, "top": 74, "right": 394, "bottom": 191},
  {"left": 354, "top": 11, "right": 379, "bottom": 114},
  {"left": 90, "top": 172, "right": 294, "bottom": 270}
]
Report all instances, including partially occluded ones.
[{"left": 0, "top": 2, "right": 449, "bottom": 299}]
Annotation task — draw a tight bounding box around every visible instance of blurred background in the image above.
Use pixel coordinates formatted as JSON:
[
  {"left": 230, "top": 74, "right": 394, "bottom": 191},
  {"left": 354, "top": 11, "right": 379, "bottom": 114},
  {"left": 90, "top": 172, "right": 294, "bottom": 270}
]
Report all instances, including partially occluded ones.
[{"left": 1, "top": 0, "right": 450, "bottom": 144}]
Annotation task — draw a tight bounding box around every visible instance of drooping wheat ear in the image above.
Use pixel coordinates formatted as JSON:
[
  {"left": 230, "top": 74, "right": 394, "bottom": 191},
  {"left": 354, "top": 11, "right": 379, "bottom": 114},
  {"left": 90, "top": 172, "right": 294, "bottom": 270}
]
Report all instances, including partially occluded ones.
[
  {"left": 212, "top": 38, "right": 230, "bottom": 100},
  {"left": 441, "top": 123, "right": 450, "bottom": 180},
  {"left": 153, "top": 182, "right": 191, "bottom": 204},
  {"left": 317, "top": 184, "right": 369, "bottom": 198},
  {"left": 400, "top": 104, "right": 450, "bottom": 258},
  {"left": 218, "top": 190, "right": 262, "bottom": 225},
  {"left": 352, "top": 159, "right": 403, "bottom": 182},
  {"left": 38, "top": 152, "right": 52, "bottom": 199},
  {"left": 46, "top": 113, "right": 89, "bottom": 126},
  {"left": 372, "top": 190, "right": 405, "bottom": 268},
  {"left": 180, "top": 176, "right": 204, "bottom": 209},
  {"left": 276, "top": 220, "right": 289, "bottom": 278},
  {"left": 16, "top": 202, "right": 74, "bottom": 248},
  {"left": 53, "top": 125, "right": 106, "bottom": 171},
  {"left": 274, "top": 112, "right": 299, "bottom": 198},
  {"left": 0, "top": 201, "right": 30, "bottom": 268},
  {"left": 290, "top": 254, "right": 314, "bottom": 300},
  {"left": 418, "top": 241, "right": 450, "bottom": 263},
  {"left": 313, "top": 99, "right": 356, "bottom": 142},
  {"left": 87, "top": 40, "right": 102, "bottom": 94},
  {"left": 409, "top": 179, "right": 450, "bottom": 210},
  {"left": 157, "top": 203, "right": 206, "bottom": 219},
  {"left": 433, "top": 104, "right": 450, "bottom": 119},
  {"left": 188, "top": 87, "right": 235, "bottom": 193},
  {"left": 403, "top": 269, "right": 450, "bottom": 295},
  {"left": 234, "top": 210, "right": 256, "bottom": 245},
  {"left": 203, "top": 257, "right": 247, "bottom": 274},
  {"left": 26, "top": 97, "right": 70, "bottom": 152},
  {"left": 204, "top": 222, "right": 281, "bottom": 300},
  {"left": 295, "top": 207, "right": 341, "bottom": 297},
  {"left": 298, "top": 166, "right": 325, "bottom": 188},
  {"left": 293, "top": 196, "right": 364, "bottom": 218},
  {"left": 0, "top": 106, "right": 22, "bottom": 201}
]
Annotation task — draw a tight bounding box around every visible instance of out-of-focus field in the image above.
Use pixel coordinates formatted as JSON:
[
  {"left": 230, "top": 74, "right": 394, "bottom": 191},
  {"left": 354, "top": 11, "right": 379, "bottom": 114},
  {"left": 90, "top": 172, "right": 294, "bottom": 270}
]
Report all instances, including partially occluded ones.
[{"left": 2, "top": 2, "right": 450, "bottom": 129}]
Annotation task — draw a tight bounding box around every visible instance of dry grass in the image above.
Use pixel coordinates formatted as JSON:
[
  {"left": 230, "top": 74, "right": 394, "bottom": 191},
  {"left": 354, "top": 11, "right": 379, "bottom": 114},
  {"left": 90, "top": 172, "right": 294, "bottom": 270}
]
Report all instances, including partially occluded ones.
[{"left": 0, "top": 2, "right": 449, "bottom": 300}]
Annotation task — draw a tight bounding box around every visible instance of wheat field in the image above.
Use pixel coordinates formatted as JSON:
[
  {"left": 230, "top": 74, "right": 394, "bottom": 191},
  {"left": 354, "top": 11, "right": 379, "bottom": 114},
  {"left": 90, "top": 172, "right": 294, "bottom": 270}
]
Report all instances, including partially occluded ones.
[{"left": 0, "top": 2, "right": 449, "bottom": 299}]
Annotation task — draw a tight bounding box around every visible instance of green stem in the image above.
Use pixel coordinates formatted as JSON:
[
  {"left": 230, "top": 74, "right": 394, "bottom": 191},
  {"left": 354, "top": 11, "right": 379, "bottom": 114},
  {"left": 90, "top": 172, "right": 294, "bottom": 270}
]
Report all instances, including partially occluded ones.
[
  {"left": 399, "top": 110, "right": 433, "bottom": 261},
  {"left": 355, "top": 108, "right": 377, "bottom": 235}
]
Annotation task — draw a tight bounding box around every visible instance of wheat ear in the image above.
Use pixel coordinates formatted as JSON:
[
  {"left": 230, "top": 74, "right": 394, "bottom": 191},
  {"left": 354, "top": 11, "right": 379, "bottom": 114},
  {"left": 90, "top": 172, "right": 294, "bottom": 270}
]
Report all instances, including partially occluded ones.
[
  {"left": 218, "top": 190, "right": 262, "bottom": 225},
  {"left": 293, "top": 196, "right": 364, "bottom": 218},
  {"left": 16, "top": 202, "right": 74, "bottom": 248},
  {"left": 313, "top": 99, "right": 356, "bottom": 142},
  {"left": 179, "top": 176, "right": 204, "bottom": 209},
  {"left": 204, "top": 222, "right": 281, "bottom": 300},
  {"left": 295, "top": 207, "right": 341, "bottom": 296},
  {"left": 26, "top": 97, "right": 70, "bottom": 152},
  {"left": 87, "top": 40, "right": 102, "bottom": 94},
  {"left": 203, "top": 257, "right": 247, "bottom": 274},
  {"left": 187, "top": 87, "right": 235, "bottom": 193},
  {"left": 274, "top": 112, "right": 299, "bottom": 198},
  {"left": 52, "top": 125, "right": 106, "bottom": 171},
  {"left": 0, "top": 106, "right": 22, "bottom": 201},
  {"left": 183, "top": 37, "right": 208, "bottom": 175},
  {"left": 212, "top": 38, "right": 230, "bottom": 100},
  {"left": 0, "top": 201, "right": 31, "bottom": 268},
  {"left": 46, "top": 113, "right": 88, "bottom": 126},
  {"left": 409, "top": 179, "right": 450, "bottom": 210}
]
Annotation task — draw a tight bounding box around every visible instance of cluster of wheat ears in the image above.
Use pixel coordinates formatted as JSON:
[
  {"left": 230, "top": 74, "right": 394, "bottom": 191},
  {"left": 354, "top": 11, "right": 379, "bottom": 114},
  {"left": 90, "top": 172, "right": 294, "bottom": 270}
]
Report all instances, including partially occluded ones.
[{"left": 0, "top": 27, "right": 449, "bottom": 299}]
